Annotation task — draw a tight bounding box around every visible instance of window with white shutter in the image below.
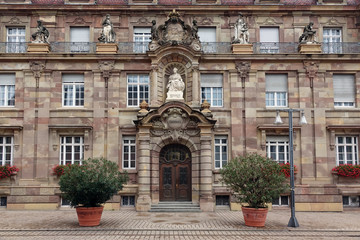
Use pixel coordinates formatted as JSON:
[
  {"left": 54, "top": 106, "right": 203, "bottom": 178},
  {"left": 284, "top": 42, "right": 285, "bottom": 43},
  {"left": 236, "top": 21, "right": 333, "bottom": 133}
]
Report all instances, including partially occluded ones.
[
  {"left": 201, "top": 74, "right": 223, "bottom": 107},
  {"left": 260, "top": 27, "right": 279, "bottom": 53},
  {"left": 0, "top": 74, "right": 15, "bottom": 107},
  {"left": 70, "top": 27, "right": 90, "bottom": 52},
  {"left": 133, "top": 27, "right": 151, "bottom": 53},
  {"left": 265, "top": 74, "right": 288, "bottom": 107},
  {"left": 198, "top": 27, "right": 216, "bottom": 53},
  {"left": 333, "top": 74, "right": 355, "bottom": 107}
]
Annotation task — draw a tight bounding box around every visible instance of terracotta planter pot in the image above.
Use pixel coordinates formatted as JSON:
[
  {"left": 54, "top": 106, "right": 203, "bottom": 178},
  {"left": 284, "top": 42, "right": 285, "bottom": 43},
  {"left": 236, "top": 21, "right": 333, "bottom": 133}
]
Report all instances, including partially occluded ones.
[
  {"left": 76, "top": 206, "right": 104, "bottom": 227},
  {"left": 241, "top": 206, "right": 268, "bottom": 227}
]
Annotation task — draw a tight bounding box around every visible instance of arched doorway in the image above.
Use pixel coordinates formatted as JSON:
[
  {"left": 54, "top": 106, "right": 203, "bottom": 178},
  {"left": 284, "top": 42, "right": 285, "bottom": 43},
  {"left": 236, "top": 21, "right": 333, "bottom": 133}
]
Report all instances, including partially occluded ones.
[{"left": 159, "top": 144, "right": 191, "bottom": 201}]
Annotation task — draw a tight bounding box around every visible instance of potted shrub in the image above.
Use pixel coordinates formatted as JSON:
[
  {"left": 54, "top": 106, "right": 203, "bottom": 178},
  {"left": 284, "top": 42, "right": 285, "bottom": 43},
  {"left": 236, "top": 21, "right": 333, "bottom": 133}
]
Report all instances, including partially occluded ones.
[
  {"left": 220, "top": 153, "right": 288, "bottom": 227},
  {"left": 59, "top": 157, "right": 128, "bottom": 227}
]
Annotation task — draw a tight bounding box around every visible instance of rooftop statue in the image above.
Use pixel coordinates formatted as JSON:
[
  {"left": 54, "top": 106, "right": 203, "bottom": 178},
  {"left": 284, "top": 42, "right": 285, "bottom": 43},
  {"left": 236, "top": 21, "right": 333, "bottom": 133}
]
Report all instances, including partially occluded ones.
[
  {"left": 31, "top": 20, "right": 49, "bottom": 44},
  {"left": 151, "top": 20, "right": 159, "bottom": 41},
  {"left": 98, "top": 14, "right": 116, "bottom": 43},
  {"left": 191, "top": 20, "right": 199, "bottom": 40},
  {"left": 232, "top": 14, "right": 249, "bottom": 44},
  {"left": 299, "top": 22, "right": 317, "bottom": 43}
]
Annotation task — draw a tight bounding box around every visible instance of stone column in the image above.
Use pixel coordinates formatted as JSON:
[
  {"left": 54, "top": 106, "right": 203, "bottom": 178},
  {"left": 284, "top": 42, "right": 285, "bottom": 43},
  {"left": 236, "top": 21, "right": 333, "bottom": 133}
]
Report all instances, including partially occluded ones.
[
  {"left": 136, "top": 125, "right": 152, "bottom": 211},
  {"left": 150, "top": 65, "right": 158, "bottom": 106},
  {"left": 191, "top": 65, "right": 200, "bottom": 107},
  {"left": 199, "top": 126, "right": 214, "bottom": 211}
]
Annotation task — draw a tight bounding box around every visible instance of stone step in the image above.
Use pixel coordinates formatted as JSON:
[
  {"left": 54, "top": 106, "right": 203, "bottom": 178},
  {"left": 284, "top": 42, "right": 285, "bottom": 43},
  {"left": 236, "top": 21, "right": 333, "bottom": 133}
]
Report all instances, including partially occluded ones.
[{"left": 149, "top": 201, "right": 201, "bottom": 212}]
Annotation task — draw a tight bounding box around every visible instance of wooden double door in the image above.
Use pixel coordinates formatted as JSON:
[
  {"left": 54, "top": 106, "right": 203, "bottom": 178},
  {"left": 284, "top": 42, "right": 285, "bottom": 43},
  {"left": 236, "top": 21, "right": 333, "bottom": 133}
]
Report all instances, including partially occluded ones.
[{"left": 159, "top": 144, "right": 191, "bottom": 201}]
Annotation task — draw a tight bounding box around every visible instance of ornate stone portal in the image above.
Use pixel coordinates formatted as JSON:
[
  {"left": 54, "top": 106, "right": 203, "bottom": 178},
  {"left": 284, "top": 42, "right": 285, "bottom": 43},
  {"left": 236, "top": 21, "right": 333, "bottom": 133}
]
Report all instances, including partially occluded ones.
[{"left": 134, "top": 102, "right": 216, "bottom": 211}]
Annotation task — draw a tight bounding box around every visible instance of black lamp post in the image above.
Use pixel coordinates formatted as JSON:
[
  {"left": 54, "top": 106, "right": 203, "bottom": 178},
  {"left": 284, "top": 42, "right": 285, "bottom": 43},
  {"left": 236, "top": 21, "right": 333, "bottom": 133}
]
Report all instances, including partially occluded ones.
[{"left": 274, "top": 109, "right": 307, "bottom": 228}]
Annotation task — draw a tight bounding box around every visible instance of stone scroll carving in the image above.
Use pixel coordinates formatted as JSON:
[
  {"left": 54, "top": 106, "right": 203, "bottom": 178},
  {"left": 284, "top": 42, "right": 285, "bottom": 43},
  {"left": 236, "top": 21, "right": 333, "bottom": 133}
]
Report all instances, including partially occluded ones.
[
  {"left": 31, "top": 20, "right": 50, "bottom": 44},
  {"left": 150, "top": 108, "right": 200, "bottom": 141},
  {"left": 149, "top": 10, "right": 201, "bottom": 52},
  {"left": 98, "top": 14, "right": 116, "bottom": 43},
  {"left": 232, "top": 14, "right": 249, "bottom": 44}
]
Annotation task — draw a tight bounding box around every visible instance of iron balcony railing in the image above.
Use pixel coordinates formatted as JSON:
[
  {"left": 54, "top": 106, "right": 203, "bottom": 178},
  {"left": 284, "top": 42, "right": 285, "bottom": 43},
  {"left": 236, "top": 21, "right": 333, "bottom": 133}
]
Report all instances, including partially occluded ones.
[
  {"left": 0, "top": 42, "right": 27, "bottom": 53},
  {"left": 50, "top": 42, "right": 97, "bottom": 53},
  {"left": 253, "top": 42, "right": 298, "bottom": 54},
  {"left": 1, "top": 42, "right": 360, "bottom": 54},
  {"left": 322, "top": 42, "right": 360, "bottom": 54}
]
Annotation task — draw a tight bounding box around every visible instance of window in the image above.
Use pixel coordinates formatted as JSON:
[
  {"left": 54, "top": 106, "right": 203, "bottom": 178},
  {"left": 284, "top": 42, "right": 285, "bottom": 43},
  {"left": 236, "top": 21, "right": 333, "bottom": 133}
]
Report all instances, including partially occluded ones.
[
  {"left": 70, "top": 27, "right": 90, "bottom": 52},
  {"left": 201, "top": 74, "right": 223, "bottom": 107},
  {"left": 127, "top": 74, "right": 150, "bottom": 107},
  {"left": 0, "top": 197, "right": 7, "bottom": 207},
  {"left": 6, "top": 27, "right": 26, "bottom": 53},
  {"left": 122, "top": 196, "right": 135, "bottom": 206},
  {"left": 333, "top": 75, "right": 355, "bottom": 107},
  {"left": 198, "top": 27, "right": 216, "bottom": 53},
  {"left": 272, "top": 196, "right": 289, "bottom": 206},
  {"left": 260, "top": 27, "right": 279, "bottom": 53},
  {"left": 61, "top": 197, "right": 71, "bottom": 207},
  {"left": 323, "top": 28, "right": 342, "bottom": 54},
  {"left": 214, "top": 136, "right": 228, "bottom": 169},
  {"left": 343, "top": 196, "right": 360, "bottom": 207},
  {"left": 133, "top": 27, "right": 151, "bottom": 53},
  {"left": 216, "top": 195, "right": 230, "bottom": 206},
  {"left": 265, "top": 74, "right": 288, "bottom": 107},
  {"left": 0, "top": 136, "right": 13, "bottom": 166},
  {"left": 59, "top": 136, "right": 84, "bottom": 165},
  {"left": 123, "top": 136, "right": 136, "bottom": 169},
  {"left": 336, "top": 136, "right": 358, "bottom": 165},
  {"left": 0, "top": 74, "right": 15, "bottom": 107},
  {"left": 62, "top": 74, "right": 84, "bottom": 107},
  {"left": 266, "top": 136, "right": 289, "bottom": 164}
]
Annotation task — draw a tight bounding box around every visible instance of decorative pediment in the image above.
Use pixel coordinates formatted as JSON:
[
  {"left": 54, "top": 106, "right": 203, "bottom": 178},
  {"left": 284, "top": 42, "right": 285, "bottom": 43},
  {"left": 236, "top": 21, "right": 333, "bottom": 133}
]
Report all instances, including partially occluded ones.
[
  {"left": 149, "top": 10, "right": 201, "bottom": 52},
  {"left": 135, "top": 102, "right": 216, "bottom": 141}
]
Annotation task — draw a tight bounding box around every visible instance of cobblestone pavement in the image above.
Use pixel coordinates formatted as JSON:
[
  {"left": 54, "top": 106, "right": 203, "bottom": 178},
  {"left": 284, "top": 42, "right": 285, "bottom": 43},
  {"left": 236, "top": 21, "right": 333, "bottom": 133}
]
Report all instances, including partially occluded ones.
[{"left": 0, "top": 209, "right": 359, "bottom": 239}]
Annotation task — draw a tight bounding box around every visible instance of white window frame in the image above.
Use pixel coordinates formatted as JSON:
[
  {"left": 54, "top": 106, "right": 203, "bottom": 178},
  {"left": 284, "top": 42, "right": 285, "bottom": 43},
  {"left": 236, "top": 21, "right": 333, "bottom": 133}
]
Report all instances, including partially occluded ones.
[
  {"left": 0, "top": 74, "right": 15, "bottom": 107},
  {"left": 323, "top": 28, "right": 342, "bottom": 54},
  {"left": 62, "top": 74, "right": 84, "bottom": 107},
  {"left": 123, "top": 136, "right": 136, "bottom": 169},
  {"left": 266, "top": 136, "right": 289, "bottom": 164},
  {"left": 214, "top": 136, "right": 228, "bottom": 169},
  {"left": 336, "top": 136, "right": 359, "bottom": 165},
  {"left": 333, "top": 74, "right": 355, "bottom": 108},
  {"left": 127, "top": 74, "right": 150, "bottom": 107},
  {"left": 59, "top": 136, "right": 84, "bottom": 165},
  {"left": 122, "top": 195, "right": 136, "bottom": 206},
  {"left": 0, "top": 136, "right": 14, "bottom": 166},
  {"left": 265, "top": 74, "right": 288, "bottom": 107},
  {"left": 343, "top": 196, "right": 360, "bottom": 207},
  {"left": 198, "top": 27, "right": 216, "bottom": 53},
  {"left": 200, "top": 74, "right": 223, "bottom": 107},
  {"left": 133, "top": 27, "right": 151, "bottom": 53},
  {"left": 272, "top": 195, "right": 289, "bottom": 206},
  {"left": 6, "top": 27, "right": 26, "bottom": 53}
]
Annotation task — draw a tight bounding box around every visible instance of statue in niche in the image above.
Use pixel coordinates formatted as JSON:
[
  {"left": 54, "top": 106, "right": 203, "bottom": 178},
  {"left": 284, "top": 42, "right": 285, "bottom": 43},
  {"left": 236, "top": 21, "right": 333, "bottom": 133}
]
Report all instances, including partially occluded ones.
[
  {"left": 151, "top": 20, "right": 159, "bottom": 41},
  {"left": 166, "top": 68, "right": 185, "bottom": 100},
  {"left": 98, "top": 14, "right": 116, "bottom": 43},
  {"left": 31, "top": 20, "right": 50, "bottom": 44},
  {"left": 191, "top": 20, "right": 199, "bottom": 40},
  {"left": 299, "top": 22, "right": 317, "bottom": 43},
  {"left": 232, "top": 14, "right": 249, "bottom": 44}
]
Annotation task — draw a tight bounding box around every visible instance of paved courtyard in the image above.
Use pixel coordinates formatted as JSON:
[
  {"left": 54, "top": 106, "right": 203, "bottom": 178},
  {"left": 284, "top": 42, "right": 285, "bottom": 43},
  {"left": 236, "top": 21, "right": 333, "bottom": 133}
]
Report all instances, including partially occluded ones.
[{"left": 0, "top": 208, "right": 359, "bottom": 239}]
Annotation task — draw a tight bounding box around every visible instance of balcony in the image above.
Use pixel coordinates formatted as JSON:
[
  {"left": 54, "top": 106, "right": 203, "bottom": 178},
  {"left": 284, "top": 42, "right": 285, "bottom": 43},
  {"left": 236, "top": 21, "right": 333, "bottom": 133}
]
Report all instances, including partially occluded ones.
[
  {"left": 322, "top": 42, "right": 360, "bottom": 54},
  {"left": 1, "top": 42, "right": 360, "bottom": 55}
]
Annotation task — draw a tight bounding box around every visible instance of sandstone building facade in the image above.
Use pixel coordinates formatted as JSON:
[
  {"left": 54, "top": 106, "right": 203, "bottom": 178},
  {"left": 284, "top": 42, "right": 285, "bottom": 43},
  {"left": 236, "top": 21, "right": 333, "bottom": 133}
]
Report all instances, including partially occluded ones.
[{"left": 0, "top": 0, "right": 359, "bottom": 212}]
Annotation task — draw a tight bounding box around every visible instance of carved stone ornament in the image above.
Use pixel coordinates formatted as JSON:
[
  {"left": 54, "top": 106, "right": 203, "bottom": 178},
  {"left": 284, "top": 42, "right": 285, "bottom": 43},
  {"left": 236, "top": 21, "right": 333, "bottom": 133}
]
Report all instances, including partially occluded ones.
[
  {"left": 98, "top": 60, "right": 115, "bottom": 79},
  {"left": 29, "top": 60, "right": 46, "bottom": 87},
  {"left": 149, "top": 9, "right": 201, "bottom": 52},
  {"left": 150, "top": 108, "right": 200, "bottom": 140},
  {"left": 304, "top": 61, "right": 319, "bottom": 88}
]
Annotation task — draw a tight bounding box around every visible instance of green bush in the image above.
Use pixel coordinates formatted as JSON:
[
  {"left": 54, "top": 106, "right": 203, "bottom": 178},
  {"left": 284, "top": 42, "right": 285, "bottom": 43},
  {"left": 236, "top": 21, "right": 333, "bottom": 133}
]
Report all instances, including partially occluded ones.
[
  {"left": 59, "top": 157, "right": 129, "bottom": 207},
  {"left": 220, "top": 153, "right": 288, "bottom": 208}
]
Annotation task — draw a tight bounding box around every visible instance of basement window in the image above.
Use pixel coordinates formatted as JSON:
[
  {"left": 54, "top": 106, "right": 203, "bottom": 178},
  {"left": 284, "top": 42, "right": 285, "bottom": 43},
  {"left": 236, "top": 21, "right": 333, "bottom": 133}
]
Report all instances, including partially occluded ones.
[
  {"left": 272, "top": 196, "right": 289, "bottom": 206},
  {"left": 343, "top": 196, "right": 360, "bottom": 207},
  {"left": 61, "top": 197, "right": 71, "bottom": 207},
  {"left": 122, "top": 196, "right": 135, "bottom": 207},
  {"left": 0, "top": 197, "right": 7, "bottom": 207},
  {"left": 216, "top": 195, "right": 230, "bottom": 206}
]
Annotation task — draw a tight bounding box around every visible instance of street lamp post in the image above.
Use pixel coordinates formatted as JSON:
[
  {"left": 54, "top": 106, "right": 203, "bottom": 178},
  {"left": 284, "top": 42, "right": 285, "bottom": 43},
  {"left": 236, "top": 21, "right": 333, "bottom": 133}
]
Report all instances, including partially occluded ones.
[{"left": 274, "top": 109, "right": 307, "bottom": 228}]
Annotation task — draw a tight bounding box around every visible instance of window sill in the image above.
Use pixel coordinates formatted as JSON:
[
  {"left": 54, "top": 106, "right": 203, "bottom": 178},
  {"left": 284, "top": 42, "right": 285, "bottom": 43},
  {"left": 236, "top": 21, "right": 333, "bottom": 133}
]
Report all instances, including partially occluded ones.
[{"left": 123, "top": 169, "right": 137, "bottom": 174}]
